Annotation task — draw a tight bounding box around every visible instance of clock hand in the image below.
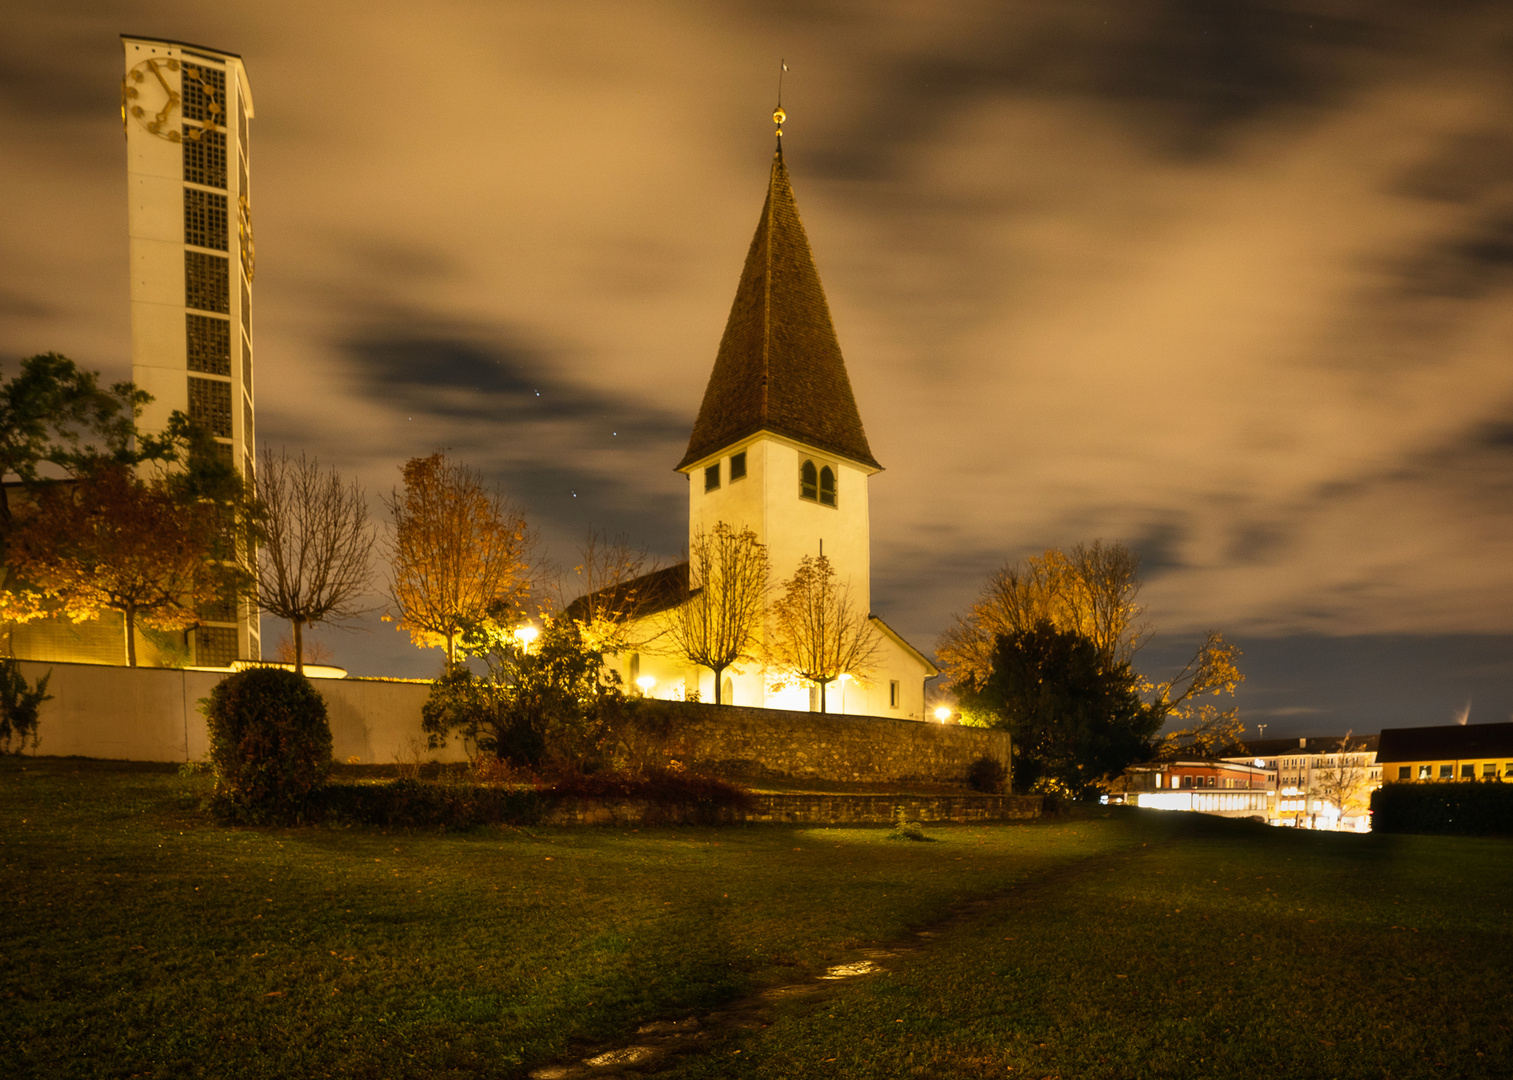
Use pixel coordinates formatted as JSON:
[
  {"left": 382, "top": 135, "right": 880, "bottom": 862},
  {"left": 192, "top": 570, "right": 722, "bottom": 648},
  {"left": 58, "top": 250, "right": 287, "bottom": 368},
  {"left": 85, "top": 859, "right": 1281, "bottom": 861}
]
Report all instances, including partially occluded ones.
[{"left": 148, "top": 59, "right": 171, "bottom": 94}]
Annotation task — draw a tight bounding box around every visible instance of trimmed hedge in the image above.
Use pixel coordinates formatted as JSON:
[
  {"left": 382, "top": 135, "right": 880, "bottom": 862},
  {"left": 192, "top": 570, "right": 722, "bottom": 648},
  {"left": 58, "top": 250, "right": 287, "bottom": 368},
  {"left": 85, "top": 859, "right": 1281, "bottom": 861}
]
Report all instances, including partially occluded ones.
[
  {"left": 313, "top": 770, "right": 755, "bottom": 830},
  {"left": 1371, "top": 781, "right": 1513, "bottom": 836},
  {"left": 204, "top": 668, "right": 332, "bottom": 824}
]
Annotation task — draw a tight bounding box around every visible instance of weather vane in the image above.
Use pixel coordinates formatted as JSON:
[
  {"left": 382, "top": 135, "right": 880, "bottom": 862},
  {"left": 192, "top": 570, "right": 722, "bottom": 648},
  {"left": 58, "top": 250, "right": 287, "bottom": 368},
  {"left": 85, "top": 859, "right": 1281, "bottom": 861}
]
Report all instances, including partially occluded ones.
[{"left": 774, "top": 59, "right": 787, "bottom": 139}]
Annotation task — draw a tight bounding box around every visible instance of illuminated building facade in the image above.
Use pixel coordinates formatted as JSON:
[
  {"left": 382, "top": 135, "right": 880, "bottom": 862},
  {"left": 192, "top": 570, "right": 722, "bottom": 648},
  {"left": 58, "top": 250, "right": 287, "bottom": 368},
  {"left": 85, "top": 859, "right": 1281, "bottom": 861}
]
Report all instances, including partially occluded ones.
[
  {"left": 121, "top": 34, "right": 259, "bottom": 665},
  {"left": 1376, "top": 722, "right": 1513, "bottom": 784}
]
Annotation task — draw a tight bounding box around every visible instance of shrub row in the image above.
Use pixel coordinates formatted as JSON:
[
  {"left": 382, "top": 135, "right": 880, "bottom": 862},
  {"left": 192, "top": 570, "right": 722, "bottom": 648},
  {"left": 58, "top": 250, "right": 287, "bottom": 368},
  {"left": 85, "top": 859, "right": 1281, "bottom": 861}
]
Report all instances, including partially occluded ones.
[
  {"left": 1371, "top": 781, "right": 1513, "bottom": 836},
  {"left": 213, "top": 771, "right": 757, "bottom": 830}
]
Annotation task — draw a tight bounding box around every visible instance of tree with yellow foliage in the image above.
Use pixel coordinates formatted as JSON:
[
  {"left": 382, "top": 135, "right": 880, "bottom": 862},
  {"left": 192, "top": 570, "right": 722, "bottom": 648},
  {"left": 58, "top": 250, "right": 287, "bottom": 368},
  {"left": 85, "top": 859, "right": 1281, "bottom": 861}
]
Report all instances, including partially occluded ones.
[{"left": 383, "top": 453, "right": 533, "bottom": 665}]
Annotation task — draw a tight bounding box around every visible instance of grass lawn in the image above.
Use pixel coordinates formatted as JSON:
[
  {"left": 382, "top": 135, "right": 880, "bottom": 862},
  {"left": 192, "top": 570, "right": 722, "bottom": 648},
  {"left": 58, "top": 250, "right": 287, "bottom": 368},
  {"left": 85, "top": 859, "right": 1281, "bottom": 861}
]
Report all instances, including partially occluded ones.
[{"left": 2, "top": 758, "right": 1510, "bottom": 1079}]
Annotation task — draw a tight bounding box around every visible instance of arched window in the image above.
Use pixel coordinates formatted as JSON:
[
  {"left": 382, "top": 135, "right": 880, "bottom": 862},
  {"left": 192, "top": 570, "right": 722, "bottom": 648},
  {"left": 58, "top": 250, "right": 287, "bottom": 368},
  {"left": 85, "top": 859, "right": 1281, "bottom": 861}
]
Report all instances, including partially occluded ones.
[
  {"left": 819, "top": 466, "right": 836, "bottom": 506},
  {"left": 800, "top": 460, "right": 818, "bottom": 501}
]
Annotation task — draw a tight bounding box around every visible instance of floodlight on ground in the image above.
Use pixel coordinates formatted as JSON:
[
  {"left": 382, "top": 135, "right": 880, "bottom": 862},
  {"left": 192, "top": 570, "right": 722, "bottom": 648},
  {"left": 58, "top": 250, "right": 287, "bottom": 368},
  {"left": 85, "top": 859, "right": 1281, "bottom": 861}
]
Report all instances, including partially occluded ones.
[
  {"left": 514, "top": 624, "right": 539, "bottom": 650},
  {"left": 636, "top": 676, "right": 656, "bottom": 695},
  {"left": 934, "top": 706, "right": 952, "bottom": 723}
]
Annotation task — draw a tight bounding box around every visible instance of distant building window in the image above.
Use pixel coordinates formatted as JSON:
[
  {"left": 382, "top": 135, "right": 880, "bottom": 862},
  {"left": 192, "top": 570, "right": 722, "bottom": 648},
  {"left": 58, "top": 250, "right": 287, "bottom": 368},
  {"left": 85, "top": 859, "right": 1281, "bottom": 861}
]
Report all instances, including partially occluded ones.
[
  {"left": 1461, "top": 764, "right": 1475, "bottom": 779},
  {"left": 182, "top": 63, "right": 226, "bottom": 126},
  {"left": 188, "top": 375, "right": 232, "bottom": 438},
  {"left": 722, "top": 676, "right": 734, "bottom": 704},
  {"left": 1484, "top": 763, "right": 1497, "bottom": 778},
  {"left": 819, "top": 466, "right": 836, "bottom": 507},
  {"left": 185, "top": 251, "right": 229, "bottom": 313},
  {"left": 1438, "top": 764, "right": 1453, "bottom": 779},
  {"left": 184, "top": 187, "right": 228, "bottom": 250},
  {"left": 1398, "top": 766, "right": 1410, "bottom": 781},
  {"left": 243, "top": 393, "right": 254, "bottom": 445},
  {"left": 704, "top": 463, "right": 720, "bottom": 491},
  {"left": 183, "top": 126, "right": 226, "bottom": 188},
  {"left": 889, "top": 680, "right": 900, "bottom": 709},
  {"left": 800, "top": 460, "right": 818, "bottom": 501},
  {"left": 195, "top": 625, "right": 237, "bottom": 667},
  {"left": 186, "top": 314, "right": 230, "bottom": 375},
  {"left": 1418, "top": 765, "right": 1431, "bottom": 779},
  {"left": 730, "top": 451, "right": 747, "bottom": 481},
  {"left": 241, "top": 334, "right": 252, "bottom": 392},
  {"left": 240, "top": 275, "right": 251, "bottom": 337}
]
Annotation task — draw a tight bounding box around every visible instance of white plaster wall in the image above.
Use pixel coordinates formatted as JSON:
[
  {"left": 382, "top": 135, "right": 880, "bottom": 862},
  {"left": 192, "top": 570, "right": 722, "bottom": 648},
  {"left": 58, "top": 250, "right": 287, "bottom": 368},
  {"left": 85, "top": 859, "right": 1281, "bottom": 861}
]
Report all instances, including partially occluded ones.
[
  {"left": 12, "top": 661, "right": 460, "bottom": 764},
  {"left": 685, "top": 434, "right": 871, "bottom": 613}
]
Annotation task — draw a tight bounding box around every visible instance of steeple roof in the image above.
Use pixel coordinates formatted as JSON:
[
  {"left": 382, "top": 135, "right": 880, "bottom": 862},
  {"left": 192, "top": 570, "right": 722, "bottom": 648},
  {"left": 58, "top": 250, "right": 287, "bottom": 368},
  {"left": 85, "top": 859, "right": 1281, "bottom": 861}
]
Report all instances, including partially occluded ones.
[{"left": 677, "top": 147, "right": 880, "bottom": 472}]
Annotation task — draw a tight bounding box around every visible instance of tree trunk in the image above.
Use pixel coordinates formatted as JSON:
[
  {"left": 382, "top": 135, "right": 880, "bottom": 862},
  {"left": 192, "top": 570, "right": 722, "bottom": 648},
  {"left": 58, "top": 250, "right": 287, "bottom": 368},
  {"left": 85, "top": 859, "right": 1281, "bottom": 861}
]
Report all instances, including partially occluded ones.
[
  {"left": 712, "top": 665, "right": 724, "bottom": 704},
  {"left": 293, "top": 619, "right": 304, "bottom": 675},
  {"left": 819, "top": 679, "right": 827, "bottom": 713},
  {"left": 445, "top": 630, "right": 455, "bottom": 667},
  {"left": 124, "top": 607, "right": 137, "bottom": 667}
]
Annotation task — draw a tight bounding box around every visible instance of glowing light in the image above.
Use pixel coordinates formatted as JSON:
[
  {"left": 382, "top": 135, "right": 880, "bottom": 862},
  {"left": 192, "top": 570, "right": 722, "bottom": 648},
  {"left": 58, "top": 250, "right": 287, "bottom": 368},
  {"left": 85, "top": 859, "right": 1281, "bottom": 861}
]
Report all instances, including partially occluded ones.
[
  {"left": 838, "top": 673, "right": 853, "bottom": 682},
  {"left": 635, "top": 676, "right": 656, "bottom": 694},
  {"left": 514, "top": 625, "right": 539, "bottom": 649},
  {"left": 934, "top": 706, "right": 952, "bottom": 723}
]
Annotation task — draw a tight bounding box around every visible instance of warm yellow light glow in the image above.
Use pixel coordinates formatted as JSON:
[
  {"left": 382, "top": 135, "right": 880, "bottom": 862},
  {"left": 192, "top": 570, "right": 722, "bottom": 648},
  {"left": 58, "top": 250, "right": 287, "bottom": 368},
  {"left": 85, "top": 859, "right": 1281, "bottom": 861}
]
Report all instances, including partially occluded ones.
[
  {"left": 514, "top": 625, "right": 539, "bottom": 650},
  {"left": 934, "top": 706, "right": 952, "bottom": 723},
  {"left": 838, "top": 673, "right": 853, "bottom": 683},
  {"left": 636, "top": 676, "right": 656, "bottom": 694}
]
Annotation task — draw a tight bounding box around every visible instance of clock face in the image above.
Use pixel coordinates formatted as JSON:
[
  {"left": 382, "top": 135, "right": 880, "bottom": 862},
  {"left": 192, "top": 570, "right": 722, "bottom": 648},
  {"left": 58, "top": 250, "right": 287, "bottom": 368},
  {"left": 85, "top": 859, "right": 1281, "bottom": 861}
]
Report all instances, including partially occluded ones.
[
  {"left": 122, "top": 57, "right": 182, "bottom": 142},
  {"left": 238, "top": 195, "right": 256, "bottom": 283}
]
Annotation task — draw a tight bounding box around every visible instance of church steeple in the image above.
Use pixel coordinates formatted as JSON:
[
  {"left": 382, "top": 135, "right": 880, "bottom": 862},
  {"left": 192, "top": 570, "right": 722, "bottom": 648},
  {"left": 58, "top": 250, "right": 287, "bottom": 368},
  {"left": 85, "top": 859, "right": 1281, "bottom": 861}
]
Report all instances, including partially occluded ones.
[{"left": 676, "top": 129, "right": 880, "bottom": 472}]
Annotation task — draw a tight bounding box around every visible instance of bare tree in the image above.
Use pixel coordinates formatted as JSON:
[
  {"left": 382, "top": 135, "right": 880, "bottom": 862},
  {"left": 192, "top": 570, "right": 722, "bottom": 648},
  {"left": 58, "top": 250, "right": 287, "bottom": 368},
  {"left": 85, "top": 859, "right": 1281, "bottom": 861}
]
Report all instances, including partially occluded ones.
[
  {"left": 255, "top": 448, "right": 376, "bottom": 674},
  {"left": 662, "top": 522, "right": 768, "bottom": 704},
  {"left": 1314, "top": 732, "right": 1375, "bottom": 829},
  {"left": 766, "top": 553, "right": 881, "bottom": 713},
  {"left": 557, "top": 529, "right": 666, "bottom": 656},
  {"left": 383, "top": 452, "right": 533, "bottom": 665}
]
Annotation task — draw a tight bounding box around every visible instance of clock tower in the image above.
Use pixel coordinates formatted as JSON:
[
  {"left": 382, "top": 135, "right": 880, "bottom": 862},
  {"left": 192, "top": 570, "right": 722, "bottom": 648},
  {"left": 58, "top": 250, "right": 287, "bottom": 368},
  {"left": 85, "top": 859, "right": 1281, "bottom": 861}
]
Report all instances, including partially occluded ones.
[{"left": 121, "top": 35, "right": 258, "bottom": 665}]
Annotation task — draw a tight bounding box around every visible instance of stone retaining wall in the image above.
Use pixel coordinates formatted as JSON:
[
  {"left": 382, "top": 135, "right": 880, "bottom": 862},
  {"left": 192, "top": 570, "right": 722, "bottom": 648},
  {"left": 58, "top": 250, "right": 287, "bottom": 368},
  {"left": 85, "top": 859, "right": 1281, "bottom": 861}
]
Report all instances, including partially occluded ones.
[
  {"left": 629, "top": 700, "right": 1011, "bottom": 787},
  {"left": 542, "top": 792, "right": 1041, "bottom": 827}
]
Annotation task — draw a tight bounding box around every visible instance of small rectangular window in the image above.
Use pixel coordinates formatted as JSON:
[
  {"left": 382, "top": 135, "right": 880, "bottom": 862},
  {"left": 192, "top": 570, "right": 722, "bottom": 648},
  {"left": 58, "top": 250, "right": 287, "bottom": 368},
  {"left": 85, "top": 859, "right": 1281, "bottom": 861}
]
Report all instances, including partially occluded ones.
[
  {"left": 704, "top": 463, "right": 720, "bottom": 491},
  {"left": 241, "top": 334, "right": 252, "bottom": 392},
  {"left": 730, "top": 451, "right": 747, "bottom": 481},
  {"left": 183, "top": 126, "right": 226, "bottom": 188},
  {"left": 187, "top": 375, "right": 232, "bottom": 438},
  {"left": 186, "top": 314, "right": 230, "bottom": 375},
  {"left": 1460, "top": 763, "right": 1474, "bottom": 779},
  {"left": 195, "top": 625, "right": 237, "bottom": 667},
  {"left": 184, "top": 187, "right": 228, "bottom": 250},
  {"left": 889, "top": 680, "right": 899, "bottom": 709},
  {"left": 1418, "top": 765, "right": 1431, "bottom": 779},
  {"left": 1438, "top": 764, "right": 1453, "bottom": 779},
  {"left": 185, "top": 251, "right": 229, "bottom": 313},
  {"left": 182, "top": 63, "right": 226, "bottom": 126},
  {"left": 1483, "top": 763, "right": 1496, "bottom": 777},
  {"left": 1397, "top": 766, "right": 1410, "bottom": 781}
]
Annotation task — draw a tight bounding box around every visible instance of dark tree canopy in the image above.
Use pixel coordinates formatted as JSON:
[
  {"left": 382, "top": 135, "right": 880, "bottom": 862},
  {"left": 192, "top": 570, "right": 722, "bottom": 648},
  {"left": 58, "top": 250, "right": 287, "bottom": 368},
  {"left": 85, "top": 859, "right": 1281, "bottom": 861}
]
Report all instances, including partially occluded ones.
[{"left": 979, "top": 622, "right": 1161, "bottom": 799}]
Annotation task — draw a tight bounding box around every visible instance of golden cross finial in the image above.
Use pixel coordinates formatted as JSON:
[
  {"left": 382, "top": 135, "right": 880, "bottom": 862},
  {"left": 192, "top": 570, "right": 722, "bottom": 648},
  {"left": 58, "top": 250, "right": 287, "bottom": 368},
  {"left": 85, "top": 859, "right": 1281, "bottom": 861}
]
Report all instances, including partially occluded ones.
[{"left": 774, "top": 59, "right": 787, "bottom": 139}]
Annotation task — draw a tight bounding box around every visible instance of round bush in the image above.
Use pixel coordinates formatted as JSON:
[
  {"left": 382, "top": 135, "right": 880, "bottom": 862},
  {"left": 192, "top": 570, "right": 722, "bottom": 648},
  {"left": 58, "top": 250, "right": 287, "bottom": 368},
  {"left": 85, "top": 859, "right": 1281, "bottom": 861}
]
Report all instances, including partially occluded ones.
[
  {"left": 204, "top": 667, "right": 332, "bottom": 822},
  {"left": 967, "top": 755, "right": 1008, "bottom": 794}
]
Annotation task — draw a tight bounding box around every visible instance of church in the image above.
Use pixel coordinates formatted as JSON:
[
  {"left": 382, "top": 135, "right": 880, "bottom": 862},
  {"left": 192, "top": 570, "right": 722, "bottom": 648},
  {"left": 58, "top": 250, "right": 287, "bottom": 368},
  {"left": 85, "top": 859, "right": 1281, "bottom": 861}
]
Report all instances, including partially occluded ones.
[{"left": 601, "top": 115, "right": 938, "bottom": 720}]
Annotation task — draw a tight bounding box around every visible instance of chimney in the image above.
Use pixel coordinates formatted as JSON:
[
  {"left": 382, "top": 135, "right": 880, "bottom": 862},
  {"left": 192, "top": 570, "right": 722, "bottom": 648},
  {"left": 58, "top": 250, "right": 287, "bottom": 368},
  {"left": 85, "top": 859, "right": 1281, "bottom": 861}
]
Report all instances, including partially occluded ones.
[{"left": 1299, "top": 738, "right": 1307, "bottom": 748}]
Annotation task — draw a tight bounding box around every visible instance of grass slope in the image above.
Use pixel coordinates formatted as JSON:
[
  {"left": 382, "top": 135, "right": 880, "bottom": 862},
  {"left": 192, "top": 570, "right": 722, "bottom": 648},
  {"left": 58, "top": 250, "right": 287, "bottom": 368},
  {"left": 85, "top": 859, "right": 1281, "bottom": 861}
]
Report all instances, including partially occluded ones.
[{"left": 1, "top": 758, "right": 1508, "bottom": 1079}]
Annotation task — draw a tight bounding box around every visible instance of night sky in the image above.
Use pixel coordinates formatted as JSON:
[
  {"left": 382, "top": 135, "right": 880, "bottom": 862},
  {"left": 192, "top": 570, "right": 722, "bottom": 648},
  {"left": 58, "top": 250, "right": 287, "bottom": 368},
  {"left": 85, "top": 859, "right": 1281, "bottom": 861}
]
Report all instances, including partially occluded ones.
[{"left": 3, "top": 1, "right": 1512, "bottom": 736}]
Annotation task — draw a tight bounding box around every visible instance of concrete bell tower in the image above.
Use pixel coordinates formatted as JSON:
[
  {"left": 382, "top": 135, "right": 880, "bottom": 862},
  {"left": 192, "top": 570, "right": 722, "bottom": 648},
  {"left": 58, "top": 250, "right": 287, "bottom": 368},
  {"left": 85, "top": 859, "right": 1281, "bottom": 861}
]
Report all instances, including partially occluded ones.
[{"left": 122, "top": 34, "right": 259, "bottom": 664}]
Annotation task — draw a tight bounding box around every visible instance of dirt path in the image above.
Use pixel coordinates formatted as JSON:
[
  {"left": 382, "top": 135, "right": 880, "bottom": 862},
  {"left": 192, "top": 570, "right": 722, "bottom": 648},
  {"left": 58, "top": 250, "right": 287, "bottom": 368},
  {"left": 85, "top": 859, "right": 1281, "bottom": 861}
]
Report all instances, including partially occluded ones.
[{"left": 525, "top": 837, "right": 1145, "bottom": 1079}]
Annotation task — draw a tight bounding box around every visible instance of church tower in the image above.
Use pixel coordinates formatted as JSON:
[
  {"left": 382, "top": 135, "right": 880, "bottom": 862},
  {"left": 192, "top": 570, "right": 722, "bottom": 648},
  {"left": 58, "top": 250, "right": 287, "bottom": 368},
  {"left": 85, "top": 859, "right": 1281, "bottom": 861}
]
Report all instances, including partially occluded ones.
[
  {"left": 121, "top": 35, "right": 258, "bottom": 665},
  {"left": 676, "top": 116, "right": 880, "bottom": 613}
]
